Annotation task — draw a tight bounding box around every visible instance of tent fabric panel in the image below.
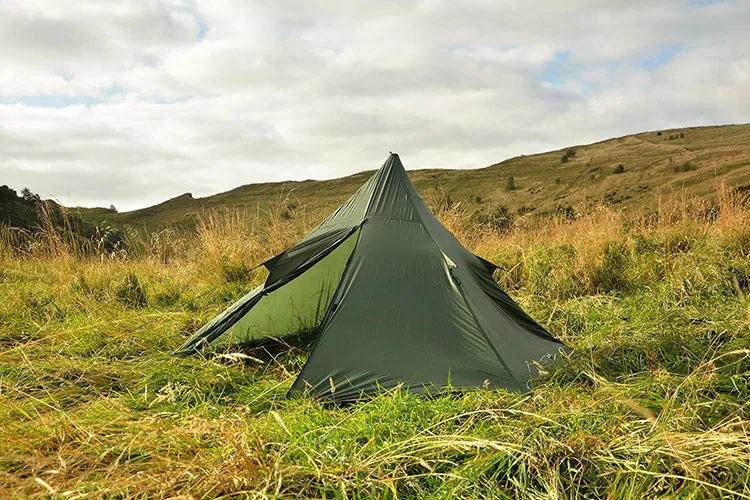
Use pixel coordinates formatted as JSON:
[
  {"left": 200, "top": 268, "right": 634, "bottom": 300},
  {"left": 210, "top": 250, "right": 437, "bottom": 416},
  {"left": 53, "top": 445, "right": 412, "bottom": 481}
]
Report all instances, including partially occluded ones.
[
  {"left": 173, "top": 229, "right": 359, "bottom": 356},
  {"left": 173, "top": 285, "right": 265, "bottom": 355},
  {"left": 290, "top": 219, "right": 517, "bottom": 401},
  {"left": 264, "top": 227, "right": 355, "bottom": 289},
  {"left": 206, "top": 228, "right": 360, "bottom": 351}
]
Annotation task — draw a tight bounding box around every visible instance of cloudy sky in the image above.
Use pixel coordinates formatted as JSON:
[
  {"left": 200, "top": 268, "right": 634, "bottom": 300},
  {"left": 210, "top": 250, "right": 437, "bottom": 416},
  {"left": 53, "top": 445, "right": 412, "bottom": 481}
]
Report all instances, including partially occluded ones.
[{"left": 1, "top": 0, "right": 748, "bottom": 211}]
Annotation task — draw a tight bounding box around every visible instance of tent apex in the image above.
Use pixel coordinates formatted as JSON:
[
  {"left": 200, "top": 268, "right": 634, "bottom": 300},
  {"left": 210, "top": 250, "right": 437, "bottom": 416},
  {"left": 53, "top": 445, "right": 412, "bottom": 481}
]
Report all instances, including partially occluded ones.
[{"left": 384, "top": 151, "right": 404, "bottom": 171}]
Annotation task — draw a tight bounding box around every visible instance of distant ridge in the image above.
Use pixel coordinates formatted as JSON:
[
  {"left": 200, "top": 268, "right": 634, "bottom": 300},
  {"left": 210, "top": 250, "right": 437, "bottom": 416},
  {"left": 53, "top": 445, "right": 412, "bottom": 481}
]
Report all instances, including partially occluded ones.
[{"left": 5, "top": 124, "right": 749, "bottom": 234}]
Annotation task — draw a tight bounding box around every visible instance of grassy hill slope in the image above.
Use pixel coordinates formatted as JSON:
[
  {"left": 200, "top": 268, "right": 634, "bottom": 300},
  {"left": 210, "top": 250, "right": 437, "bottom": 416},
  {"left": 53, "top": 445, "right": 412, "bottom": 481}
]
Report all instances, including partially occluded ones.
[{"left": 73, "top": 124, "right": 750, "bottom": 233}]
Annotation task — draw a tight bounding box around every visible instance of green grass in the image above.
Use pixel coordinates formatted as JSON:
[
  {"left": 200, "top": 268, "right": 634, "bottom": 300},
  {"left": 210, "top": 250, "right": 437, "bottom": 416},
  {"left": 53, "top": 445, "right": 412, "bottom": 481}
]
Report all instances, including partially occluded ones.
[{"left": 2, "top": 194, "right": 749, "bottom": 498}]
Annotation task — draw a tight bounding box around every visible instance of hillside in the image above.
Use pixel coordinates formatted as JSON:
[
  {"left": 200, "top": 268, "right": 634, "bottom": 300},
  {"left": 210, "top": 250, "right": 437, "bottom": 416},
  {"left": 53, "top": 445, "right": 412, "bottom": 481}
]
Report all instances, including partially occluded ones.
[
  {"left": 0, "top": 186, "right": 120, "bottom": 253},
  {"left": 38, "top": 124, "right": 750, "bottom": 233}
]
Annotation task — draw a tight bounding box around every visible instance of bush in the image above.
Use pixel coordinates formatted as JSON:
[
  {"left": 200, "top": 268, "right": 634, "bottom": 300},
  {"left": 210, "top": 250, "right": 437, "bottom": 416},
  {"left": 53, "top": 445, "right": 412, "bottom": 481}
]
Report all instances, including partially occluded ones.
[
  {"left": 506, "top": 176, "right": 516, "bottom": 191},
  {"left": 561, "top": 149, "right": 576, "bottom": 163},
  {"left": 674, "top": 161, "right": 696, "bottom": 173},
  {"left": 555, "top": 177, "right": 561, "bottom": 184},
  {"left": 472, "top": 206, "right": 514, "bottom": 234},
  {"left": 553, "top": 205, "right": 576, "bottom": 220},
  {"left": 614, "top": 164, "right": 625, "bottom": 174},
  {"left": 475, "top": 196, "right": 482, "bottom": 203}
]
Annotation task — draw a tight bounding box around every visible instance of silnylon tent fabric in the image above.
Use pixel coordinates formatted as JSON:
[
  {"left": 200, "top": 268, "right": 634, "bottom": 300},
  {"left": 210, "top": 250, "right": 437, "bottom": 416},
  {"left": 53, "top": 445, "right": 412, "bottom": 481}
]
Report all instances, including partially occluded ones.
[{"left": 174, "top": 154, "right": 570, "bottom": 401}]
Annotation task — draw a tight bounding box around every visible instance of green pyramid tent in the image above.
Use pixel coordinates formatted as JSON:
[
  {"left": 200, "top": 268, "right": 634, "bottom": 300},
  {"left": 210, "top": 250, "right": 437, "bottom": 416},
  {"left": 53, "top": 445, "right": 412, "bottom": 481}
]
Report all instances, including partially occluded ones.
[{"left": 175, "top": 154, "right": 570, "bottom": 401}]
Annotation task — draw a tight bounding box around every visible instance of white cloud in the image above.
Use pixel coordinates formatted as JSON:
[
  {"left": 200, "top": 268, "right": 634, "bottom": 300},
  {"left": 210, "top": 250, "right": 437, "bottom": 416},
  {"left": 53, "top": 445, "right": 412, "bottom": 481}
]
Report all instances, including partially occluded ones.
[{"left": 0, "top": 0, "right": 748, "bottom": 210}]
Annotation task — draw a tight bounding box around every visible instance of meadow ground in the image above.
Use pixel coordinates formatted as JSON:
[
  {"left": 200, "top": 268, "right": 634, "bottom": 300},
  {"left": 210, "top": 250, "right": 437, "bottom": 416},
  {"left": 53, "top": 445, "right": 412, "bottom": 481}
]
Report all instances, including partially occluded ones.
[{"left": 1, "top": 189, "right": 749, "bottom": 498}]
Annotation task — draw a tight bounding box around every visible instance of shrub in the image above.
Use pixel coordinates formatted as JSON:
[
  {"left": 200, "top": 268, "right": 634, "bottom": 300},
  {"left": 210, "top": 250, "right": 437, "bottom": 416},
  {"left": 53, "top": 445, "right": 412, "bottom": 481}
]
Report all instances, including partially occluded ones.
[
  {"left": 555, "top": 177, "right": 561, "bottom": 184},
  {"left": 517, "top": 205, "right": 535, "bottom": 215},
  {"left": 472, "top": 206, "right": 514, "bottom": 234},
  {"left": 475, "top": 196, "right": 482, "bottom": 203},
  {"left": 554, "top": 205, "right": 576, "bottom": 221},
  {"left": 674, "top": 161, "right": 696, "bottom": 173},
  {"left": 506, "top": 176, "right": 516, "bottom": 191},
  {"left": 561, "top": 148, "right": 576, "bottom": 163},
  {"left": 614, "top": 164, "right": 625, "bottom": 174}
]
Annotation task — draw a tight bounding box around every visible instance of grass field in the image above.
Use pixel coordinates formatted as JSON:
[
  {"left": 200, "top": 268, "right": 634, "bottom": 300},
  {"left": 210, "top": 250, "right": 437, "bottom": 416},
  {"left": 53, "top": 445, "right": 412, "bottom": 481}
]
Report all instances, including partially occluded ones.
[{"left": 1, "top": 186, "right": 749, "bottom": 498}]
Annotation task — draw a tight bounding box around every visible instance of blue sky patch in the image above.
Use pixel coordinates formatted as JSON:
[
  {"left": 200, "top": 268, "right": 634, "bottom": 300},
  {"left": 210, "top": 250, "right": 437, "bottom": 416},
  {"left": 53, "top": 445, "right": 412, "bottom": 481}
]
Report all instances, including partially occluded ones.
[
  {"left": 0, "top": 83, "right": 128, "bottom": 108},
  {"left": 685, "top": 0, "right": 736, "bottom": 6},
  {"left": 637, "top": 44, "right": 682, "bottom": 70},
  {"left": 197, "top": 19, "right": 209, "bottom": 41},
  {"left": 0, "top": 95, "right": 99, "bottom": 108},
  {"left": 541, "top": 50, "right": 572, "bottom": 85}
]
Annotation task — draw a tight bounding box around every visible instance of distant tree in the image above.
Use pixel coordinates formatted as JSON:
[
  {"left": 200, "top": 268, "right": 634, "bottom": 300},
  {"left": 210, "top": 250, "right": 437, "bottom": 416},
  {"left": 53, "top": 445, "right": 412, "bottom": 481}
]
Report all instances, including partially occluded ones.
[
  {"left": 0, "top": 185, "right": 17, "bottom": 201},
  {"left": 555, "top": 177, "right": 561, "bottom": 184},
  {"left": 506, "top": 176, "right": 517, "bottom": 191},
  {"left": 21, "top": 187, "right": 41, "bottom": 203},
  {"left": 109, "top": 204, "right": 118, "bottom": 213}
]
